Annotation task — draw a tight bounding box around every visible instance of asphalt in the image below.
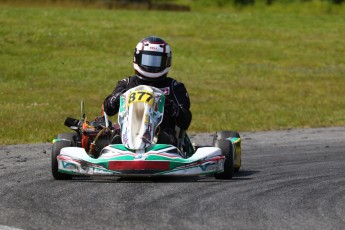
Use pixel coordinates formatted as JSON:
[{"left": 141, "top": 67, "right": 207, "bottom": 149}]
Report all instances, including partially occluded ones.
[{"left": 0, "top": 127, "right": 344, "bottom": 230}]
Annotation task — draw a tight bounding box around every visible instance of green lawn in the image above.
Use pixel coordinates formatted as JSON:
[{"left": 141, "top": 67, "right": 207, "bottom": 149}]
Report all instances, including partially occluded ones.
[{"left": 0, "top": 3, "right": 344, "bottom": 145}]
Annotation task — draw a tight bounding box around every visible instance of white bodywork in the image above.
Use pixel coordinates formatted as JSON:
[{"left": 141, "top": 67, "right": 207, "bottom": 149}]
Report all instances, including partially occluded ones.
[{"left": 118, "top": 85, "right": 165, "bottom": 150}]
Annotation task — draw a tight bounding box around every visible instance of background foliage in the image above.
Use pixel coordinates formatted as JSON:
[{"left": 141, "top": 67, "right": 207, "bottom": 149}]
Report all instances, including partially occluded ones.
[{"left": 0, "top": 1, "right": 344, "bottom": 145}]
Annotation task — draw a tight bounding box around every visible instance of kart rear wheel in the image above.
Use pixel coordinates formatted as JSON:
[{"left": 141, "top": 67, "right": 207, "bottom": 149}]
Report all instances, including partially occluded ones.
[
  {"left": 214, "top": 139, "right": 234, "bottom": 179},
  {"left": 52, "top": 140, "right": 73, "bottom": 180}
]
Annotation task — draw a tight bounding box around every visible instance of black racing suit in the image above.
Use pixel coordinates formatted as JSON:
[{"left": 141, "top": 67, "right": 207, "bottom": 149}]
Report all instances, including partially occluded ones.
[{"left": 104, "top": 75, "right": 192, "bottom": 145}]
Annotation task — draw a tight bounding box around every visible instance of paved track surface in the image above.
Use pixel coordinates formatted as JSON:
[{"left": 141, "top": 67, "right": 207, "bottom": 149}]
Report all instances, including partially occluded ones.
[{"left": 0, "top": 127, "right": 344, "bottom": 230}]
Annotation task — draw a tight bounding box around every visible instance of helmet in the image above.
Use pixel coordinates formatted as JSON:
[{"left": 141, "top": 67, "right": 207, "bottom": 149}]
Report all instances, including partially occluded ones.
[{"left": 133, "top": 36, "right": 172, "bottom": 80}]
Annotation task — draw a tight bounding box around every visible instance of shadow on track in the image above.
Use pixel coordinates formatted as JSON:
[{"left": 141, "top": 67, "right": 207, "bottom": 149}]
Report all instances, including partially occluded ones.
[
  {"left": 59, "top": 170, "right": 259, "bottom": 183},
  {"left": 232, "top": 170, "right": 259, "bottom": 180}
]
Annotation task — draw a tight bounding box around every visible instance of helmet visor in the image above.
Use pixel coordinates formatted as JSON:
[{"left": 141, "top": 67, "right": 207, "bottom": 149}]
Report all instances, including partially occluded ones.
[
  {"left": 135, "top": 50, "right": 170, "bottom": 73},
  {"left": 141, "top": 54, "right": 162, "bottom": 67}
]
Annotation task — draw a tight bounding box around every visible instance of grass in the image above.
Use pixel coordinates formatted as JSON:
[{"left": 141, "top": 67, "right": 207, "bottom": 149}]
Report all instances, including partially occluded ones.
[{"left": 0, "top": 2, "right": 344, "bottom": 145}]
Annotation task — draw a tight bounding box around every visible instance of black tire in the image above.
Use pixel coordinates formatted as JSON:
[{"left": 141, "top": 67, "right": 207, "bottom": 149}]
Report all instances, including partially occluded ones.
[
  {"left": 57, "top": 133, "right": 77, "bottom": 146},
  {"left": 214, "top": 139, "right": 234, "bottom": 179},
  {"left": 52, "top": 140, "right": 73, "bottom": 180}
]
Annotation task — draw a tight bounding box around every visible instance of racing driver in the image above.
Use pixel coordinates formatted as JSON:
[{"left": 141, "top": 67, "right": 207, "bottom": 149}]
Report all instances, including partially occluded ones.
[{"left": 104, "top": 36, "right": 192, "bottom": 145}]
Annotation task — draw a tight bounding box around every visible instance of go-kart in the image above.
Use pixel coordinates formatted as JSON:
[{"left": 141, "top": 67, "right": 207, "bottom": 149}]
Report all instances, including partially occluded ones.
[{"left": 51, "top": 85, "right": 241, "bottom": 180}]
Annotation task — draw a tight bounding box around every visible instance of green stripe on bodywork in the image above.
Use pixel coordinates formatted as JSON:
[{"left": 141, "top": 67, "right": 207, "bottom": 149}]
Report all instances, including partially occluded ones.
[
  {"left": 109, "top": 144, "right": 173, "bottom": 153},
  {"left": 108, "top": 155, "right": 135, "bottom": 161},
  {"left": 58, "top": 169, "right": 77, "bottom": 175},
  {"left": 146, "top": 154, "right": 179, "bottom": 161},
  {"left": 145, "top": 144, "right": 172, "bottom": 152}
]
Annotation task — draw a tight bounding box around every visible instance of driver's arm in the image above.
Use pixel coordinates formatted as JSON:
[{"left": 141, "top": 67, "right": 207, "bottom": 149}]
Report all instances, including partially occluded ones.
[
  {"left": 103, "top": 78, "right": 129, "bottom": 116},
  {"left": 171, "top": 80, "right": 192, "bottom": 130}
]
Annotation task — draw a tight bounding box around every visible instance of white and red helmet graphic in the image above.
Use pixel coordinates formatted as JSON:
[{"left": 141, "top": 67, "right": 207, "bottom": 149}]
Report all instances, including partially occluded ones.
[{"left": 133, "top": 36, "right": 172, "bottom": 80}]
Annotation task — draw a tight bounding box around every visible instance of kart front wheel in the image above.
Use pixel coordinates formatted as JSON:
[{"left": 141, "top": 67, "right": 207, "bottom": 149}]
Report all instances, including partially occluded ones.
[
  {"left": 214, "top": 139, "right": 234, "bottom": 179},
  {"left": 57, "top": 133, "right": 77, "bottom": 146},
  {"left": 52, "top": 141, "right": 73, "bottom": 180}
]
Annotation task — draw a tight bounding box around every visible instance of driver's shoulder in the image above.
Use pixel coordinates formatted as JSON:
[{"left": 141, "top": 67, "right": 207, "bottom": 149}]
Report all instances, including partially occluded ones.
[{"left": 165, "top": 76, "right": 184, "bottom": 88}]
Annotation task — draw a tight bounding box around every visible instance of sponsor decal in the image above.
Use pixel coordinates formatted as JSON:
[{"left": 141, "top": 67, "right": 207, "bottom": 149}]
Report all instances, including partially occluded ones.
[
  {"left": 142, "top": 129, "right": 151, "bottom": 142},
  {"left": 199, "top": 162, "right": 217, "bottom": 172},
  {"left": 61, "top": 162, "right": 77, "bottom": 169},
  {"left": 149, "top": 46, "right": 158, "bottom": 50},
  {"left": 144, "top": 114, "right": 149, "bottom": 124},
  {"left": 122, "top": 130, "right": 128, "bottom": 144},
  {"left": 159, "top": 87, "right": 170, "bottom": 95}
]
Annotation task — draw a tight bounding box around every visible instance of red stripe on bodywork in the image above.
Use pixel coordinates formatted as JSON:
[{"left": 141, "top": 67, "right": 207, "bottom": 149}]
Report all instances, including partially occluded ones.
[{"left": 108, "top": 161, "right": 170, "bottom": 171}]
